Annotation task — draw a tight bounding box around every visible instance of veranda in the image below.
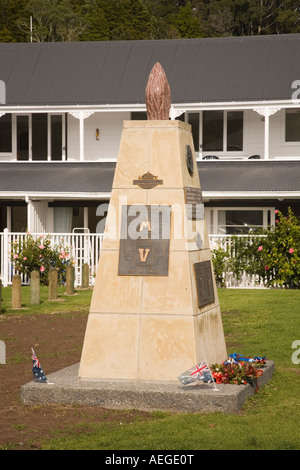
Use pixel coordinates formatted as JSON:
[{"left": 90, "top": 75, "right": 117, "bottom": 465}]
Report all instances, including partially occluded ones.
[{"left": 0, "top": 230, "right": 264, "bottom": 288}]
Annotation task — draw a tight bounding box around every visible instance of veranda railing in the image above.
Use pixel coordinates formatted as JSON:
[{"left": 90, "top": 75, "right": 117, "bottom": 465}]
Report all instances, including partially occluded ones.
[{"left": 0, "top": 230, "right": 266, "bottom": 288}]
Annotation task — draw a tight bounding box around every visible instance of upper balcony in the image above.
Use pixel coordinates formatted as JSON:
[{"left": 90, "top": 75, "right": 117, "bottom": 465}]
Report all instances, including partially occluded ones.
[{"left": 1, "top": 107, "right": 300, "bottom": 163}]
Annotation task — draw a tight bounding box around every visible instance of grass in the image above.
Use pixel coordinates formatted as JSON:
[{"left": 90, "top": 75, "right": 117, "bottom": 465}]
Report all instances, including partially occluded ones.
[
  {"left": 0, "top": 285, "right": 92, "bottom": 316},
  {"left": 2, "top": 286, "right": 300, "bottom": 450},
  {"left": 219, "top": 289, "right": 300, "bottom": 367},
  {"left": 41, "top": 288, "right": 300, "bottom": 451}
]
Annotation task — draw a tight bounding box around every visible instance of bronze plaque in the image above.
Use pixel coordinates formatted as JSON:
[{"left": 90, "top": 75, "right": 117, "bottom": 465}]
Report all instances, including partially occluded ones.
[
  {"left": 133, "top": 171, "right": 163, "bottom": 189},
  {"left": 185, "top": 145, "right": 194, "bottom": 176},
  {"left": 194, "top": 261, "right": 215, "bottom": 308},
  {"left": 184, "top": 187, "right": 204, "bottom": 220},
  {"left": 118, "top": 205, "right": 171, "bottom": 276}
]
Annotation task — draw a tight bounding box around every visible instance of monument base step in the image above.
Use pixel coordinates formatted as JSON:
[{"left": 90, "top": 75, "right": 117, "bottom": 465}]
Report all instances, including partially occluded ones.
[{"left": 20, "top": 361, "right": 274, "bottom": 413}]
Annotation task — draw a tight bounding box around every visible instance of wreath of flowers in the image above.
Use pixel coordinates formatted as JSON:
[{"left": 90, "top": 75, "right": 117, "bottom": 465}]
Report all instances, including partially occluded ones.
[{"left": 210, "top": 353, "right": 267, "bottom": 391}]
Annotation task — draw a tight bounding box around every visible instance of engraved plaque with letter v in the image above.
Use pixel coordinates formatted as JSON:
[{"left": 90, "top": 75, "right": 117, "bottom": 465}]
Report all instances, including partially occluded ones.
[{"left": 118, "top": 205, "right": 171, "bottom": 276}]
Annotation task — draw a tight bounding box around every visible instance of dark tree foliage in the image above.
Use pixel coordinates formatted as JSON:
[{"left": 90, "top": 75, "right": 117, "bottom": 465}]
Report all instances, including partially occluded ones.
[{"left": 0, "top": 0, "right": 300, "bottom": 42}]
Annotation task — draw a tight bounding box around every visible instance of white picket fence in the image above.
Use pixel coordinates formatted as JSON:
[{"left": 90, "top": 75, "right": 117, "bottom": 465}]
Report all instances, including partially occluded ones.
[
  {"left": 0, "top": 229, "right": 103, "bottom": 287},
  {"left": 0, "top": 230, "right": 265, "bottom": 288},
  {"left": 209, "top": 235, "right": 267, "bottom": 288}
]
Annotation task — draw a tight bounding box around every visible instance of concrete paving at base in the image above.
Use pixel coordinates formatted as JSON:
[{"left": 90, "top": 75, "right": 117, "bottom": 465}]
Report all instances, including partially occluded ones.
[{"left": 21, "top": 361, "right": 274, "bottom": 413}]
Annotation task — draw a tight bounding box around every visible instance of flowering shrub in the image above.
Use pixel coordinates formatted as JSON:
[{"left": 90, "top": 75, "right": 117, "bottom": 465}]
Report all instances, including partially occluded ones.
[
  {"left": 211, "top": 208, "right": 300, "bottom": 288},
  {"left": 259, "top": 208, "right": 299, "bottom": 288},
  {"left": 238, "top": 208, "right": 299, "bottom": 288},
  {"left": 11, "top": 233, "right": 73, "bottom": 286},
  {"left": 211, "top": 246, "right": 229, "bottom": 287}
]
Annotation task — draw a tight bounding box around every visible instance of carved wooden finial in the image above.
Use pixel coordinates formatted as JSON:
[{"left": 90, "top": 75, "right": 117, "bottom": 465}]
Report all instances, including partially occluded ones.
[{"left": 145, "top": 62, "right": 171, "bottom": 120}]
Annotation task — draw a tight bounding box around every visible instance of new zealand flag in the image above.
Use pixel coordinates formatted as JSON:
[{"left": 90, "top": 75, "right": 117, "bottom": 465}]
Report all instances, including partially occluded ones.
[{"left": 31, "top": 348, "right": 48, "bottom": 383}]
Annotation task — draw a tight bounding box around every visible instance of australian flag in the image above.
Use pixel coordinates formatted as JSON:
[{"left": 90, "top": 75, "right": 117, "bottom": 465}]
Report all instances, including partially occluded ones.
[
  {"left": 177, "top": 361, "right": 214, "bottom": 385},
  {"left": 31, "top": 348, "right": 48, "bottom": 383}
]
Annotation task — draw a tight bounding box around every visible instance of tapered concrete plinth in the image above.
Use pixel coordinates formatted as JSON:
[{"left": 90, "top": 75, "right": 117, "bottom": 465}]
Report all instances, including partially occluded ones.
[
  {"left": 79, "top": 120, "right": 227, "bottom": 382},
  {"left": 21, "top": 361, "right": 275, "bottom": 413}
]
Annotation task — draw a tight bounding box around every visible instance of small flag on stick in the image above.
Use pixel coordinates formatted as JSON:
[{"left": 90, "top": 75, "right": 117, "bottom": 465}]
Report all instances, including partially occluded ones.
[
  {"left": 177, "top": 360, "right": 216, "bottom": 389},
  {"left": 31, "top": 348, "right": 48, "bottom": 383}
]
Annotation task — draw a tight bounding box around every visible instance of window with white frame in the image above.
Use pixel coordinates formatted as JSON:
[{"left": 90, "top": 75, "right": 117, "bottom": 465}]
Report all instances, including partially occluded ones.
[
  {"left": 0, "top": 113, "right": 12, "bottom": 153},
  {"left": 130, "top": 111, "right": 243, "bottom": 155},
  {"left": 207, "top": 207, "right": 274, "bottom": 235},
  {"left": 32, "top": 113, "right": 48, "bottom": 160},
  {"left": 15, "top": 113, "right": 66, "bottom": 161},
  {"left": 187, "top": 113, "right": 199, "bottom": 151},
  {"left": 285, "top": 109, "right": 300, "bottom": 142},
  {"left": 202, "top": 110, "right": 243, "bottom": 152}
]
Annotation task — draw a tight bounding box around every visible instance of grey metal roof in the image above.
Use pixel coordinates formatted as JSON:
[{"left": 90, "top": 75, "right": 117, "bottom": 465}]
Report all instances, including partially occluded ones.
[
  {"left": 0, "top": 162, "right": 115, "bottom": 194},
  {"left": 2, "top": 35, "right": 300, "bottom": 106},
  {"left": 199, "top": 161, "right": 300, "bottom": 192},
  {"left": 0, "top": 161, "right": 298, "bottom": 195}
]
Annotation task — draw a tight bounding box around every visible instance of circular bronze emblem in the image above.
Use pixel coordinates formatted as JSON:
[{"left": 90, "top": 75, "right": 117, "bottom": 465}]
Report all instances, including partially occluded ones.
[{"left": 186, "top": 145, "right": 194, "bottom": 176}]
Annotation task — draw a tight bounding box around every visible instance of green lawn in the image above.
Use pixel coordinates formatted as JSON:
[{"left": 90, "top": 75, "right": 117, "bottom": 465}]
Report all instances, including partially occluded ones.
[
  {"left": 0, "top": 284, "right": 92, "bottom": 316},
  {"left": 40, "top": 288, "right": 300, "bottom": 451},
  {"left": 1, "top": 286, "right": 299, "bottom": 450}
]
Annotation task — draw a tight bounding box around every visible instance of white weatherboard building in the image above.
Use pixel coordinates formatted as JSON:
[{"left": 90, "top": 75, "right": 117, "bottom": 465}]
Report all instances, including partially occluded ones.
[{"left": 0, "top": 35, "right": 299, "bottom": 285}]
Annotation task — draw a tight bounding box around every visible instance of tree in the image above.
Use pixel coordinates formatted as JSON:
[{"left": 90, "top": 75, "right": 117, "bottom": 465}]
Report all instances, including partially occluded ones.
[
  {"left": 52, "top": 0, "right": 87, "bottom": 41},
  {"left": 192, "top": 0, "right": 300, "bottom": 37},
  {"left": 17, "top": 0, "right": 86, "bottom": 42},
  {"left": 205, "top": 0, "right": 235, "bottom": 36},
  {"left": 144, "top": 0, "right": 183, "bottom": 38},
  {"left": 173, "top": 1, "right": 203, "bottom": 38},
  {"left": 110, "top": 0, "right": 155, "bottom": 41},
  {"left": 79, "top": 1, "right": 110, "bottom": 41},
  {"left": 80, "top": 0, "right": 151, "bottom": 41},
  {"left": 3, "top": 0, "right": 300, "bottom": 43},
  {"left": 0, "top": 0, "right": 29, "bottom": 42},
  {"left": 0, "top": 26, "right": 16, "bottom": 43},
  {"left": 274, "top": 1, "right": 300, "bottom": 34},
  {"left": 17, "top": 0, "right": 56, "bottom": 42}
]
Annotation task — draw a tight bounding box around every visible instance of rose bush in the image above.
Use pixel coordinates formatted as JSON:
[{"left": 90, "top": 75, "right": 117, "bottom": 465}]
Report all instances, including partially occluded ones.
[
  {"left": 11, "top": 233, "right": 73, "bottom": 286},
  {"left": 211, "top": 245, "right": 229, "bottom": 288},
  {"left": 211, "top": 208, "right": 300, "bottom": 288},
  {"left": 260, "top": 208, "right": 299, "bottom": 287}
]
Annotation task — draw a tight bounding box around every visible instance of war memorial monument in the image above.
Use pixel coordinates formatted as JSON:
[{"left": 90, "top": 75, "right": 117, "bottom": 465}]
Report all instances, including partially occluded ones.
[{"left": 21, "top": 63, "right": 274, "bottom": 412}]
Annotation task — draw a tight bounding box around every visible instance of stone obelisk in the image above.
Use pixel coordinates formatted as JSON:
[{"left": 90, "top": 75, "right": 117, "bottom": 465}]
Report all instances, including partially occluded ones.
[{"left": 78, "top": 63, "right": 227, "bottom": 382}]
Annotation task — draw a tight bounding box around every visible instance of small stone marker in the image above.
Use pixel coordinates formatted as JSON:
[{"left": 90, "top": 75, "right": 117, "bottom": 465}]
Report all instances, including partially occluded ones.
[
  {"left": 49, "top": 268, "right": 58, "bottom": 300},
  {"left": 0, "top": 340, "right": 5, "bottom": 364},
  {"left": 12, "top": 274, "right": 21, "bottom": 309},
  {"left": 66, "top": 265, "right": 75, "bottom": 295},
  {"left": 31, "top": 271, "right": 40, "bottom": 305},
  {"left": 82, "top": 263, "right": 89, "bottom": 289}
]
